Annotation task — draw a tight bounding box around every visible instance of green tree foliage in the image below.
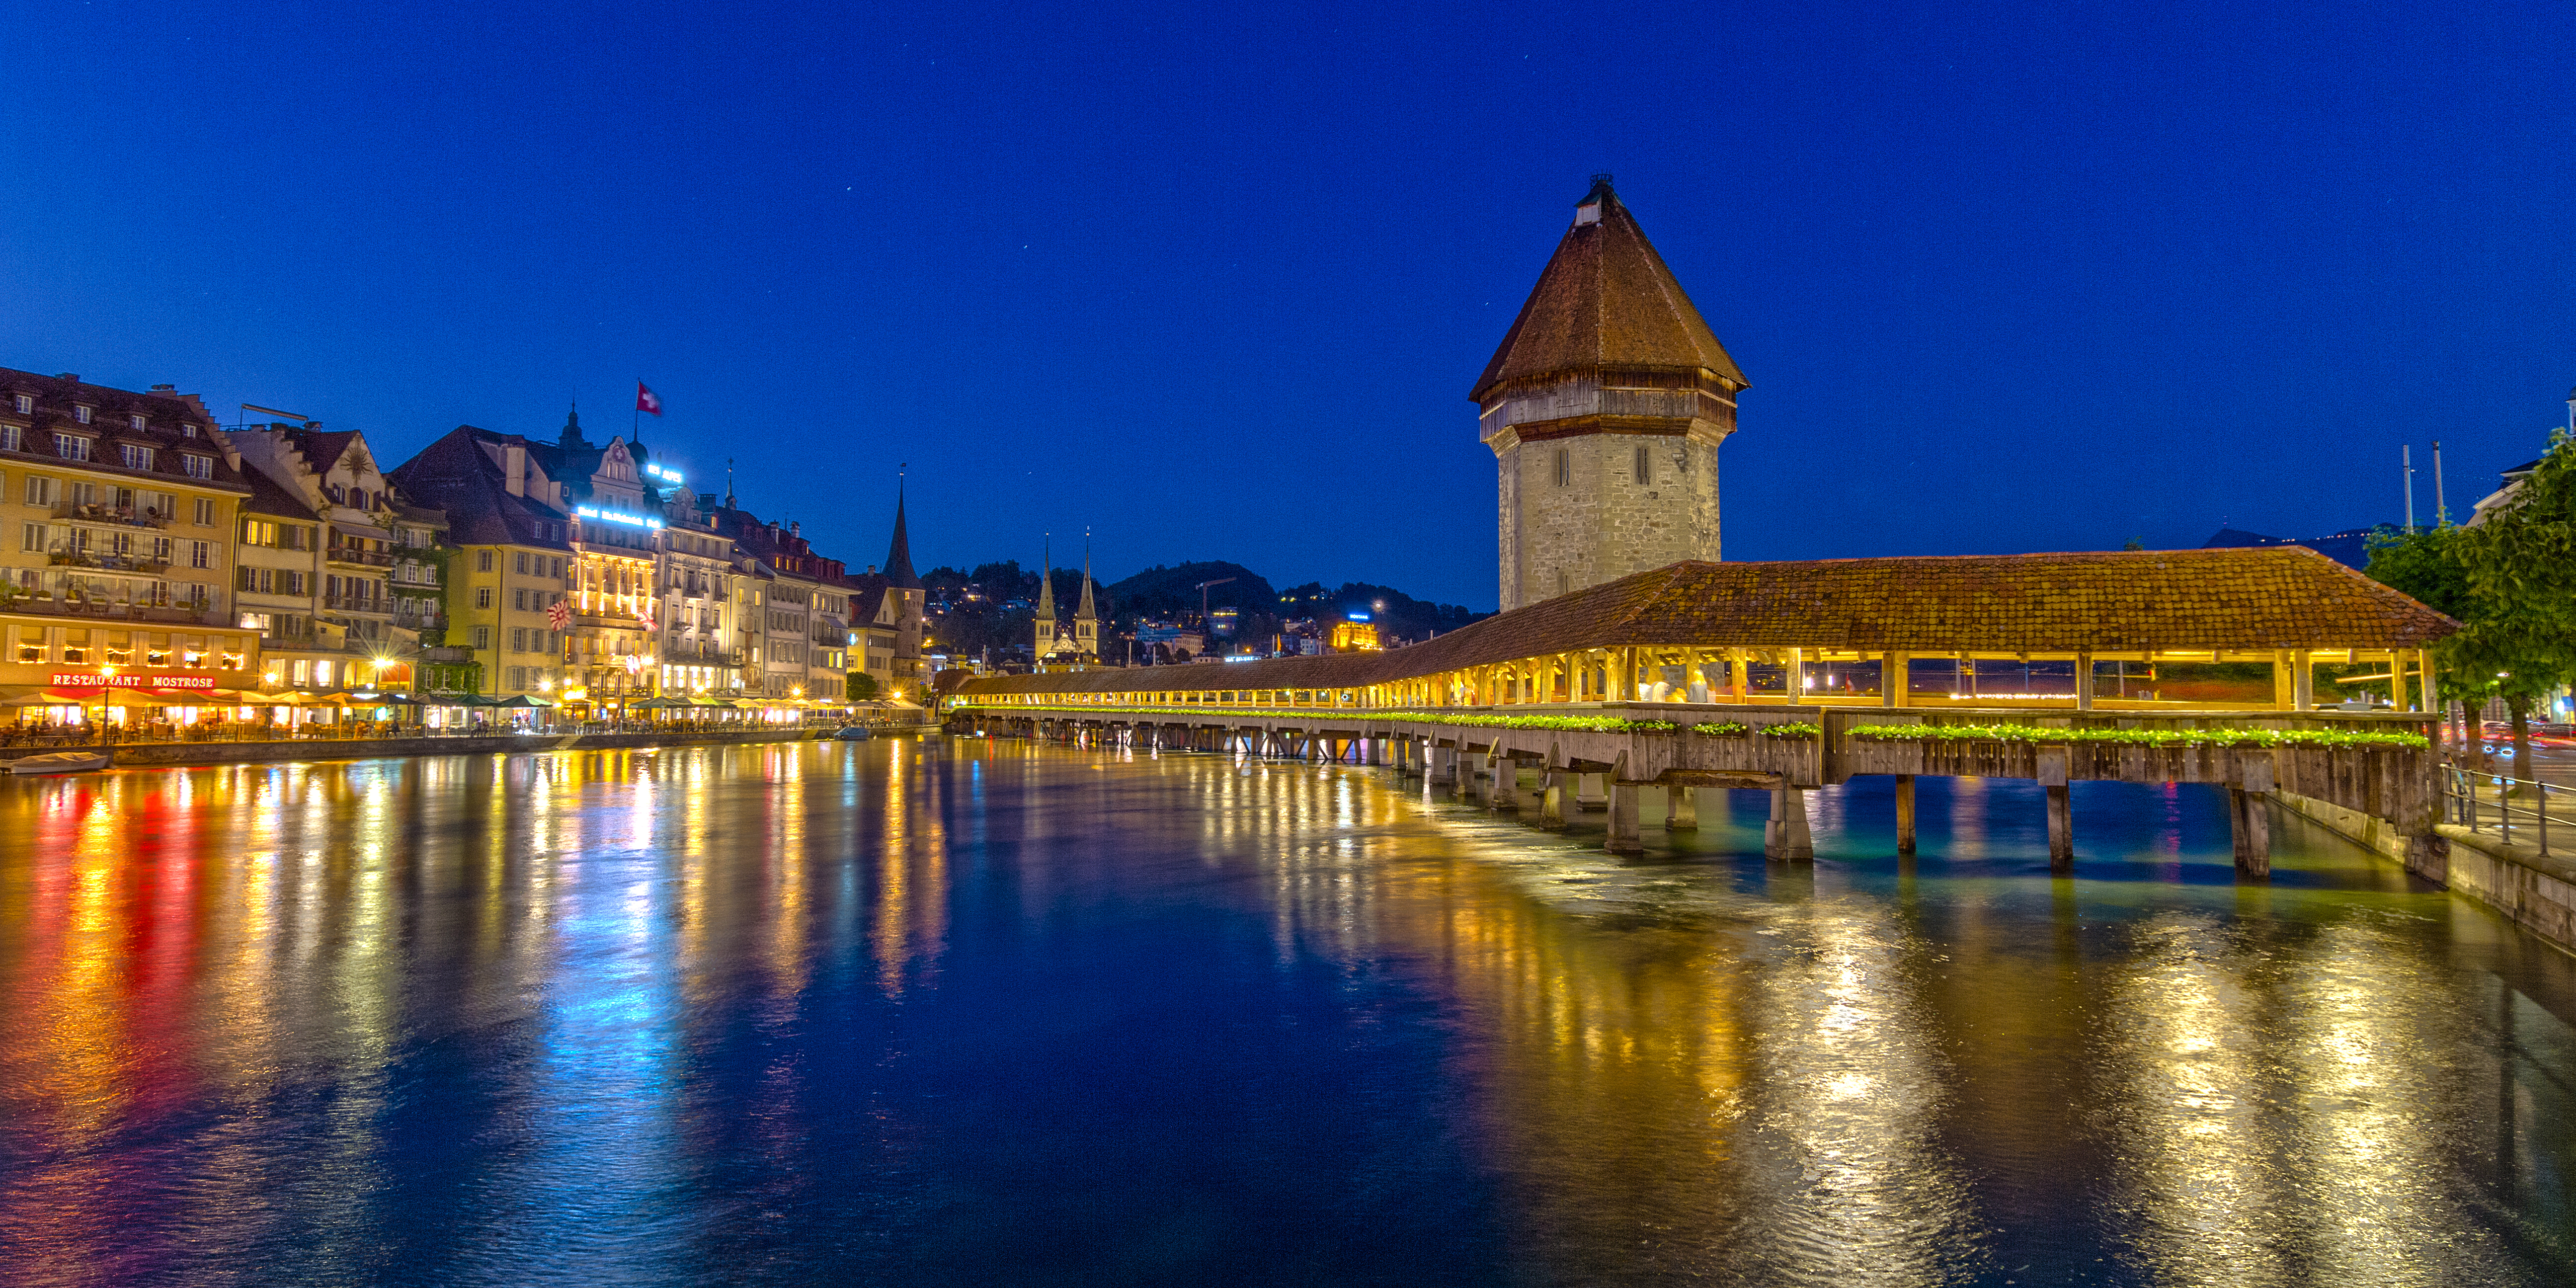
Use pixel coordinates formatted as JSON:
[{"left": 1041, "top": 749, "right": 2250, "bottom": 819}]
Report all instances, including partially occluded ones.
[
  {"left": 847, "top": 671, "right": 879, "bottom": 701},
  {"left": 2371, "top": 431, "right": 2576, "bottom": 770}
]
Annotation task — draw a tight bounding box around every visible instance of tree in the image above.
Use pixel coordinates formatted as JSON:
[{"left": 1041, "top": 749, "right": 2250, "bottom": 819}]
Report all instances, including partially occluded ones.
[
  {"left": 847, "top": 671, "right": 879, "bottom": 701},
  {"left": 2373, "top": 430, "right": 2576, "bottom": 774}
]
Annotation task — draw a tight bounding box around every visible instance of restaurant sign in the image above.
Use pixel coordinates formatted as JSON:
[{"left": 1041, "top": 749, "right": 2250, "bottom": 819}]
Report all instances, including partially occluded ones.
[{"left": 49, "top": 671, "right": 223, "bottom": 692}]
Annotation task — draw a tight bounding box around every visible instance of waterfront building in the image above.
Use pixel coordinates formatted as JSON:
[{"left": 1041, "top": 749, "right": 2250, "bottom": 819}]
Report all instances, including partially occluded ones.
[
  {"left": 528, "top": 408, "right": 662, "bottom": 714},
  {"left": 0, "top": 370, "right": 262, "bottom": 708},
  {"left": 1329, "top": 613, "right": 1382, "bottom": 652},
  {"left": 388, "top": 425, "right": 577, "bottom": 700},
  {"left": 1480, "top": 176, "right": 1745, "bottom": 611},
  {"left": 230, "top": 423, "right": 441, "bottom": 695},
  {"left": 848, "top": 490, "right": 926, "bottom": 701},
  {"left": 659, "top": 485, "right": 746, "bottom": 699},
  {"left": 712, "top": 503, "right": 842, "bottom": 708}
]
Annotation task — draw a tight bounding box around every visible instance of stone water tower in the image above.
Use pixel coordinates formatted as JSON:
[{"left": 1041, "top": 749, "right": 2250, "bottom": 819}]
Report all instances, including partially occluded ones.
[{"left": 1477, "top": 175, "right": 1747, "bottom": 611}]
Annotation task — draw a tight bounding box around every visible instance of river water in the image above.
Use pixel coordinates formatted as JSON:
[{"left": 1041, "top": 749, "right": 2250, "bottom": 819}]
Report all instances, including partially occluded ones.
[{"left": 0, "top": 737, "right": 2571, "bottom": 1286}]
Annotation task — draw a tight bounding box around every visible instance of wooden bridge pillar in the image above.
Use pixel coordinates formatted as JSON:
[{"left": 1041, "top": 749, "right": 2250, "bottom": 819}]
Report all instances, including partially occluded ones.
[
  {"left": 1666, "top": 784, "right": 1697, "bottom": 830},
  {"left": 1576, "top": 773, "right": 1608, "bottom": 812},
  {"left": 1765, "top": 778, "right": 1813, "bottom": 861},
  {"left": 1539, "top": 771, "right": 1569, "bottom": 830},
  {"left": 1894, "top": 775, "right": 1917, "bottom": 855},
  {"left": 1607, "top": 778, "right": 1643, "bottom": 854},
  {"left": 2046, "top": 786, "right": 2073, "bottom": 869},
  {"left": 2232, "top": 753, "right": 2274, "bottom": 877},
  {"left": 2039, "top": 748, "right": 2073, "bottom": 870},
  {"left": 1488, "top": 755, "right": 1521, "bottom": 811}
]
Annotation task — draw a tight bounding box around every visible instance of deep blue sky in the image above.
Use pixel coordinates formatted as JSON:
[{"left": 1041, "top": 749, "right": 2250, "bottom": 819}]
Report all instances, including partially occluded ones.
[{"left": 3, "top": 0, "right": 2571, "bottom": 609}]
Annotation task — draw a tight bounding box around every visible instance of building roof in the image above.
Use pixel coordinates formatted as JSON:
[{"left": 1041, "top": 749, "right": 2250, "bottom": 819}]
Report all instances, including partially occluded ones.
[
  {"left": 238, "top": 459, "right": 320, "bottom": 521},
  {"left": 384, "top": 425, "right": 573, "bottom": 550},
  {"left": 0, "top": 366, "right": 253, "bottom": 493},
  {"left": 1470, "top": 177, "right": 1747, "bottom": 402},
  {"left": 958, "top": 548, "right": 2458, "bottom": 697}
]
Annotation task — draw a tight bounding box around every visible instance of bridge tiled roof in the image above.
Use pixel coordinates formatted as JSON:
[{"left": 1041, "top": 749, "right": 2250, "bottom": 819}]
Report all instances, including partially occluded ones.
[{"left": 955, "top": 548, "right": 2457, "bottom": 698}]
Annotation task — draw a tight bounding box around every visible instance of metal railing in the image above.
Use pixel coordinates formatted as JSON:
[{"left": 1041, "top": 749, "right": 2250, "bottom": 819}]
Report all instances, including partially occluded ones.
[{"left": 2443, "top": 761, "right": 2561, "bottom": 855}]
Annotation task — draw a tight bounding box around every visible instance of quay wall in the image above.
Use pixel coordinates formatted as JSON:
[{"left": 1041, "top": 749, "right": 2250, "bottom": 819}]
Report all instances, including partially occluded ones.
[
  {"left": 2276, "top": 789, "right": 2576, "bottom": 958},
  {"left": 2, "top": 725, "right": 944, "bottom": 772}
]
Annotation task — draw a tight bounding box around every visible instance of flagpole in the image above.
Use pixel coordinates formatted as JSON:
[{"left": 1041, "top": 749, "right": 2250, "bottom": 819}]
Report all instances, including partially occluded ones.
[{"left": 633, "top": 378, "right": 641, "bottom": 440}]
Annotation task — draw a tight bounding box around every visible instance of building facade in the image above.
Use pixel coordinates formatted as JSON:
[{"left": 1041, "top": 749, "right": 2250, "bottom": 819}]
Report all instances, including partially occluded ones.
[
  {"left": 1477, "top": 177, "right": 1746, "bottom": 612},
  {"left": 388, "top": 425, "right": 577, "bottom": 700},
  {"left": 0, "top": 370, "right": 263, "bottom": 696}
]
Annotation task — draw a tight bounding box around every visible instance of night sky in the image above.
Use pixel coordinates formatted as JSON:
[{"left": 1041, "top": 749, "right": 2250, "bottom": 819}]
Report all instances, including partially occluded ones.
[{"left": 2, "top": 0, "right": 2570, "bottom": 608}]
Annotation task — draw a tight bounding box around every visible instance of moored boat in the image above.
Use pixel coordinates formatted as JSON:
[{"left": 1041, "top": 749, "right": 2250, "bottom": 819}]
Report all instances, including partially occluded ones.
[{"left": 8, "top": 751, "right": 110, "bottom": 775}]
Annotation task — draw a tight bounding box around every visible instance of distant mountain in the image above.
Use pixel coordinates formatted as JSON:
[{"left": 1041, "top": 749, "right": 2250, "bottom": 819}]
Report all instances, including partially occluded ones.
[{"left": 1104, "top": 562, "right": 1279, "bottom": 617}]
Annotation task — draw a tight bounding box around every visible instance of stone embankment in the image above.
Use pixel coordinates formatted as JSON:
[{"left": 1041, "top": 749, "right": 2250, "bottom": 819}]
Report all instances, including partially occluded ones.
[
  {"left": 0, "top": 725, "right": 944, "bottom": 771},
  {"left": 2276, "top": 790, "right": 2576, "bottom": 957}
]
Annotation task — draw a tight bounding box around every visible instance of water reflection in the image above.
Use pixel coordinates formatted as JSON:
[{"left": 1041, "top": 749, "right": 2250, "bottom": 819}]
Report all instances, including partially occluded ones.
[{"left": 0, "top": 743, "right": 2568, "bottom": 1285}]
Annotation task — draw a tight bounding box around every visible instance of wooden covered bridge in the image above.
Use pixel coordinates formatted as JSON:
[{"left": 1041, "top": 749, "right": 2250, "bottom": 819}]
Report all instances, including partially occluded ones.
[{"left": 948, "top": 548, "right": 2458, "bottom": 877}]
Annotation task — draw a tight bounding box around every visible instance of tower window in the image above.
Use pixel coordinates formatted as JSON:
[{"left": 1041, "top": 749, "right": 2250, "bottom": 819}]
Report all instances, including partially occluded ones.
[
  {"left": 1634, "top": 444, "right": 1652, "bottom": 485},
  {"left": 1553, "top": 448, "right": 1570, "bottom": 487}
]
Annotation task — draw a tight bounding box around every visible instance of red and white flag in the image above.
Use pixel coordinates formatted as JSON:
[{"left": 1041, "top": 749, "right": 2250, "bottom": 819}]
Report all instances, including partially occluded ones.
[{"left": 636, "top": 381, "right": 662, "bottom": 416}]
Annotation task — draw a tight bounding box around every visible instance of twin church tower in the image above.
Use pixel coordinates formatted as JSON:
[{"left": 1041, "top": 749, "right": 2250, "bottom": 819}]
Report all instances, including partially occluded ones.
[{"left": 1480, "top": 175, "right": 1745, "bottom": 612}]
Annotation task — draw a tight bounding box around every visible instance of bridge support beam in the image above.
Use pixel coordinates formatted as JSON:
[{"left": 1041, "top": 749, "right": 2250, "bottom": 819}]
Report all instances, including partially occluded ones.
[
  {"left": 1766, "top": 779, "right": 1813, "bottom": 861},
  {"left": 1488, "top": 756, "right": 1520, "bottom": 812},
  {"left": 1895, "top": 775, "right": 1917, "bottom": 854},
  {"left": 2046, "top": 785, "right": 2073, "bottom": 869},
  {"left": 1539, "top": 772, "right": 1569, "bottom": 830},
  {"left": 1666, "top": 784, "right": 1697, "bottom": 831}
]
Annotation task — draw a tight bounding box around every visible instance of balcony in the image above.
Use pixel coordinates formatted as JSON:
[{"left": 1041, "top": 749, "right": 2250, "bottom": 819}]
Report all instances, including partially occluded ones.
[
  {"left": 56, "top": 501, "right": 169, "bottom": 530},
  {"left": 2, "top": 594, "right": 226, "bottom": 626},
  {"left": 326, "top": 546, "right": 395, "bottom": 568},
  {"left": 324, "top": 595, "right": 394, "bottom": 614},
  {"left": 49, "top": 550, "right": 170, "bottom": 574}
]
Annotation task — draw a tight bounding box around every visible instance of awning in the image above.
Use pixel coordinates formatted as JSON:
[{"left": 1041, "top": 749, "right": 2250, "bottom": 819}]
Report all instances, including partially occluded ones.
[
  {"left": 629, "top": 696, "right": 694, "bottom": 710},
  {"left": 491, "top": 694, "right": 557, "bottom": 709},
  {"left": 689, "top": 696, "right": 738, "bottom": 709},
  {"left": 423, "top": 692, "right": 500, "bottom": 707}
]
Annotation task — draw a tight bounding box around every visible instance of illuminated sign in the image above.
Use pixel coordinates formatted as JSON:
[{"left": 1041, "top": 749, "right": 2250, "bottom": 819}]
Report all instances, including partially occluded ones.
[
  {"left": 645, "top": 464, "right": 685, "bottom": 484},
  {"left": 576, "top": 506, "right": 663, "bottom": 530},
  {"left": 50, "top": 671, "right": 220, "bottom": 691}
]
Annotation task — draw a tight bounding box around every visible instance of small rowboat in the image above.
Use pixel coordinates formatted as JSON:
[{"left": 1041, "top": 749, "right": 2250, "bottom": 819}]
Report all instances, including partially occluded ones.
[{"left": 8, "top": 751, "right": 110, "bottom": 775}]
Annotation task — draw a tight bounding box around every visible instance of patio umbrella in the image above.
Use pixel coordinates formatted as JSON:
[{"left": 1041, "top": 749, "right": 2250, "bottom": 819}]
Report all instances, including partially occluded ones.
[{"left": 629, "top": 696, "right": 693, "bottom": 710}]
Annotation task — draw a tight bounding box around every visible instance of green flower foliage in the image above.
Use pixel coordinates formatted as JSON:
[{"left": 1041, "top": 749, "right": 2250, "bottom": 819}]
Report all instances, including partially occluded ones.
[
  {"left": 953, "top": 705, "right": 1677, "bottom": 734},
  {"left": 1759, "top": 723, "right": 1824, "bottom": 738},
  {"left": 1846, "top": 723, "right": 2428, "bottom": 750},
  {"left": 1691, "top": 722, "right": 1749, "bottom": 736}
]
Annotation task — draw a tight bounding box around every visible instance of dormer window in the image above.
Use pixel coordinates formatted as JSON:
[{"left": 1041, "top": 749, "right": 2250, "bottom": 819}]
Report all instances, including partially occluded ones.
[
  {"left": 128, "top": 414, "right": 147, "bottom": 430},
  {"left": 11, "top": 395, "right": 28, "bottom": 415},
  {"left": 1574, "top": 199, "right": 1601, "bottom": 227},
  {"left": 180, "top": 423, "right": 198, "bottom": 438},
  {"left": 121, "top": 444, "right": 154, "bottom": 471},
  {"left": 73, "top": 405, "right": 92, "bottom": 425},
  {"left": 180, "top": 453, "right": 212, "bottom": 480},
  {"left": 54, "top": 433, "right": 91, "bottom": 462}
]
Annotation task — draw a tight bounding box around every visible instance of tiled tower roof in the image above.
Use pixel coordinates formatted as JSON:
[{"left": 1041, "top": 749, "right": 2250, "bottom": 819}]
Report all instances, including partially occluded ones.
[{"left": 1471, "top": 176, "right": 1746, "bottom": 402}]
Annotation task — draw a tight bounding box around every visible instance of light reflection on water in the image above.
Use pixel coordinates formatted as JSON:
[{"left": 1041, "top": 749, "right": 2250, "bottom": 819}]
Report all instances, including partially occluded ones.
[{"left": 0, "top": 741, "right": 2569, "bottom": 1286}]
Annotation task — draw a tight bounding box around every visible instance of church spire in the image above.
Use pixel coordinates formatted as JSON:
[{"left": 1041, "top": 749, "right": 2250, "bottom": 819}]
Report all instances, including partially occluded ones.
[
  {"left": 1076, "top": 536, "right": 1096, "bottom": 621},
  {"left": 883, "top": 473, "right": 921, "bottom": 589},
  {"left": 559, "top": 401, "right": 589, "bottom": 450},
  {"left": 1033, "top": 535, "right": 1057, "bottom": 660}
]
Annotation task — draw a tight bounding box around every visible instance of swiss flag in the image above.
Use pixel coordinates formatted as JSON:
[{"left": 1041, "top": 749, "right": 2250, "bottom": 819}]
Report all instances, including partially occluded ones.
[{"left": 636, "top": 381, "right": 663, "bottom": 416}]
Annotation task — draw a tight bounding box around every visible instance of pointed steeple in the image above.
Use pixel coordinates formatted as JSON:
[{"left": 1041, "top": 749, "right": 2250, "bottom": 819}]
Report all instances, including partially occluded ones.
[
  {"left": 724, "top": 458, "right": 736, "bottom": 509},
  {"left": 1471, "top": 174, "right": 1746, "bottom": 402},
  {"left": 1035, "top": 536, "right": 1055, "bottom": 619},
  {"left": 559, "top": 401, "right": 589, "bottom": 450},
  {"left": 884, "top": 477, "right": 921, "bottom": 589},
  {"left": 1076, "top": 538, "right": 1096, "bottom": 621}
]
